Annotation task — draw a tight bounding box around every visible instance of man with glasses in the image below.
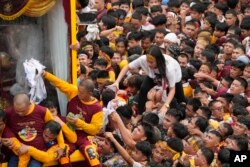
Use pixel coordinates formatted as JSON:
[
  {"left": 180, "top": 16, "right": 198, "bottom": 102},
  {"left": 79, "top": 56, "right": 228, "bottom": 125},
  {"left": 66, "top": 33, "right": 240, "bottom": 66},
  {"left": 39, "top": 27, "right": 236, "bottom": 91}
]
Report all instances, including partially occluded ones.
[{"left": 208, "top": 100, "right": 225, "bottom": 129}]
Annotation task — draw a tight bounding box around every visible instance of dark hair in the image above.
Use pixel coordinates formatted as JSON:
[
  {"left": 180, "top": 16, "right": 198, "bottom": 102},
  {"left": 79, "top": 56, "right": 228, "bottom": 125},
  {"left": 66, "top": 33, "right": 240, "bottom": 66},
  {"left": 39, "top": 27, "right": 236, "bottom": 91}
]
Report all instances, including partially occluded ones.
[
  {"left": 172, "top": 122, "right": 189, "bottom": 139},
  {"left": 190, "top": 3, "right": 206, "bottom": 13},
  {"left": 115, "top": 36, "right": 128, "bottom": 47},
  {"left": 221, "top": 123, "right": 233, "bottom": 138},
  {"left": 240, "top": 16, "right": 250, "bottom": 30},
  {"left": 228, "top": 25, "right": 241, "bottom": 36},
  {"left": 209, "top": 130, "right": 223, "bottom": 142},
  {"left": 94, "top": 58, "right": 108, "bottom": 68},
  {"left": 151, "top": 14, "right": 167, "bottom": 26},
  {"left": 187, "top": 98, "right": 201, "bottom": 113},
  {"left": 80, "top": 64, "right": 87, "bottom": 75},
  {"left": 101, "top": 89, "right": 115, "bottom": 107},
  {"left": 166, "top": 108, "right": 185, "bottom": 121},
  {"left": 127, "top": 31, "right": 142, "bottom": 41},
  {"left": 109, "top": 134, "right": 124, "bottom": 153},
  {"left": 116, "top": 105, "right": 133, "bottom": 120},
  {"left": 135, "top": 7, "right": 149, "bottom": 16},
  {"left": 168, "top": 0, "right": 180, "bottom": 8},
  {"left": 116, "top": 9, "right": 127, "bottom": 19},
  {"left": 142, "top": 113, "right": 159, "bottom": 126},
  {"left": 200, "top": 147, "right": 214, "bottom": 165},
  {"left": 101, "top": 15, "right": 116, "bottom": 29},
  {"left": 181, "top": 67, "right": 190, "bottom": 82},
  {"left": 44, "top": 100, "right": 57, "bottom": 109},
  {"left": 189, "top": 58, "right": 202, "bottom": 71},
  {"left": 232, "top": 104, "right": 248, "bottom": 117},
  {"left": 214, "top": 2, "right": 228, "bottom": 15},
  {"left": 119, "top": 0, "right": 130, "bottom": 6},
  {"left": 150, "top": 5, "right": 162, "bottom": 14},
  {"left": 155, "top": 28, "right": 168, "bottom": 36},
  {"left": 182, "top": 39, "right": 196, "bottom": 48},
  {"left": 141, "top": 122, "right": 156, "bottom": 144},
  {"left": 195, "top": 116, "right": 208, "bottom": 132},
  {"left": 227, "top": 0, "right": 239, "bottom": 9},
  {"left": 132, "top": 0, "right": 144, "bottom": 9},
  {"left": 167, "top": 137, "right": 184, "bottom": 153},
  {"left": 100, "top": 46, "right": 114, "bottom": 59},
  {"left": 201, "top": 50, "right": 215, "bottom": 64},
  {"left": 107, "top": 9, "right": 119, "bottom": 19},
  {"left": 127, "top": 74, "right": 145, "bottom": 90},
  {"left": 237, "top": 116, "right": 250, "bottom": 129},
  {"left": 44, "top": 120, "right": 61, "bottom": 135},
  {"left": 131, "top": 11, "right": 142, "bottom": 20},
  {"left": 205, "top": 44, "right": 220, "bottom": 55},
  {"left": 222, "top": 76, "right": 234, "bottom": 88},
  {"left": 148, "top": 45, "right": 167, "bottom": 80},
  {"left": 218, "top": 148, "right": 230, "bottom": 164},
  {"left": 141, "top": 30, "right": 154, "bottom": 41},
  {"left": 96, "top": 70, "right": 109, "bottom": 79},
  {"left": 215, "top": 22, "right": 228, "bottom": 33},
  {"left": 0, "top": 109, "right": 6, "bottom": 123},
  {"left": 231, "top": 60, "right": 246, "bottom": 71},
  {"left": 100, "top": 36, "right": 110, "bottom": 46},
  {"left": 231, "top": 95, "right": 248, "bottom": 108},
  {"left": 232, "top": 135, "right": 248, "bottom": 151},
  {"left": 88, "top": 69, "right": 99, "bottom": 81},
  {"left": 234, "top": 77, "right": 248, "bottom": 90},
  {"left": 111, "top": 1, "right": 120, "bottom": 7},
  {"left": 127, "top": 46, "right": 143, "bottom": 56},
  {"left": 135, "top": 141, "right": 152, "bottom": 159},
  {"left": 78, "top": 0, "right": 89, "bottom": 8},
  {"left": 204, "top": 16, "right": 218, "bottom": 32},
  {"left": 199, "top": 106, "right": 211, "bottom": 119},
  {"left": 219, "top": 93, "right": 234, "bottom": 104}
]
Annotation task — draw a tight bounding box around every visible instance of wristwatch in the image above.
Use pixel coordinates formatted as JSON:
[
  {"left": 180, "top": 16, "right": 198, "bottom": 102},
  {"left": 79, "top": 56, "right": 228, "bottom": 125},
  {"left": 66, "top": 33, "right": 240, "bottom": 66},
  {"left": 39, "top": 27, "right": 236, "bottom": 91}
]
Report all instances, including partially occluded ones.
[{"left": 164, "top": 103, "right": 170, "bottom": 108}]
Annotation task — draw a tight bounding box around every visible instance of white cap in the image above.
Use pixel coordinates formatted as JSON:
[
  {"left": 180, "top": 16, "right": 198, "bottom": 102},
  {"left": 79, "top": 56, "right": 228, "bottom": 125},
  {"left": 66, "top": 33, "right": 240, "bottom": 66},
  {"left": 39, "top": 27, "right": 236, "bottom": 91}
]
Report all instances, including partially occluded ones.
[{"left": 164, "top": 33, "right": 180, "bottom": 45}]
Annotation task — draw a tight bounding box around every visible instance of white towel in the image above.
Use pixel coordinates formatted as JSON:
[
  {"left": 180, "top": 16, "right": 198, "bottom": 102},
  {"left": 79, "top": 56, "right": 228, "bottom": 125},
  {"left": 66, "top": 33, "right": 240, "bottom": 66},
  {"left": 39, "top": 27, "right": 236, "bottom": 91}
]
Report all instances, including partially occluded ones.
[{"left": 23, "top": 58, "right": 46, "bottom": 104}]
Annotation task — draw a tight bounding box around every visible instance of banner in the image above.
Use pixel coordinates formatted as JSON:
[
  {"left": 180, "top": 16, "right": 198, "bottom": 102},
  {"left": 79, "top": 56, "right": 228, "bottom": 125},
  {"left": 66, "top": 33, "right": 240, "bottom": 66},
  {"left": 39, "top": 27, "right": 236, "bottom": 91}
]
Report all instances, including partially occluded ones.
[{"left": 0, "top": 0, "right": 56, "bottom": 20}]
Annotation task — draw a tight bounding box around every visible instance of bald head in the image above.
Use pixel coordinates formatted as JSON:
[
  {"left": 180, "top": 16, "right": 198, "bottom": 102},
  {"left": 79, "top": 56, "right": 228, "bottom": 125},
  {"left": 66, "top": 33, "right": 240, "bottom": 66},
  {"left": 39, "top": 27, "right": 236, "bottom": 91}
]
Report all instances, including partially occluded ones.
[
  {"left": 78, "top": 79, "right": 95, "bottom": 101},
  {"left": 13, "top": 93, "right": 31, "bottom": 116},
  {"left": 79, "top": 79, "right": 95, "bottom": 93}
]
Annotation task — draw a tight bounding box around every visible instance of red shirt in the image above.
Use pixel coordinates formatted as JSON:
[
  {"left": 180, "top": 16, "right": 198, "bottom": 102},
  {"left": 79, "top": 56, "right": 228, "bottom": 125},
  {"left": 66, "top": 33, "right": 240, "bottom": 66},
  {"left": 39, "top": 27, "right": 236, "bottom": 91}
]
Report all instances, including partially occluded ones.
[{"left": 5, "top": 105, "right": 47, "bottom": 150}]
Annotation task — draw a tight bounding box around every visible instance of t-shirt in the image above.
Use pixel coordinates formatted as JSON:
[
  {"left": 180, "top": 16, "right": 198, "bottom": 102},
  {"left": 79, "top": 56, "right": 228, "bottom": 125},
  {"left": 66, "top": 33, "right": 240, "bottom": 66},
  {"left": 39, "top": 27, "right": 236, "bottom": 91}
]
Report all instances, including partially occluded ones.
[
  {"left": 129, "top": 55, "right": 182, "bottom": 87},
  {"left": 133, "top": 161, "right": 142, "bottom": 167}
]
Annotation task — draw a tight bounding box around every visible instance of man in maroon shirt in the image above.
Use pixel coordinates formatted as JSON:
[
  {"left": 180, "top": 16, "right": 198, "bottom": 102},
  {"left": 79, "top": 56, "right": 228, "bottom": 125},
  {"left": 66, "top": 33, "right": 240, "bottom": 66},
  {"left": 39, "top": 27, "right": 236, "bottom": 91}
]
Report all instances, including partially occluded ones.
[{"left": 5, "top": 93, "right": 65, "bottom": 167}]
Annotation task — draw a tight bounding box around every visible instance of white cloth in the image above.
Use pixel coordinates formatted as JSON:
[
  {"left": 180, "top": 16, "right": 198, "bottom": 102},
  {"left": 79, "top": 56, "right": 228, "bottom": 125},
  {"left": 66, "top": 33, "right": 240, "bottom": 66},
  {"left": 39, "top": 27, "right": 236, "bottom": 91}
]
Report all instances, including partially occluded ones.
[
  {"left": 129, "top": 54, "right": 182, "bottom": 87},
  {"left": 85, "top": 24, "right": 100, "bottom": 41},
  {"left": 23, "top": 58, "right": 46, "bottom": 104},
  {"left": 101, "top": 99, "right": 126, "bottom": 133},
  {"left": 164, "top": 33, "right": 180, "bottom": 45},
  {"left": 132, "top": 161, "right": 142, "bottom": 167}
]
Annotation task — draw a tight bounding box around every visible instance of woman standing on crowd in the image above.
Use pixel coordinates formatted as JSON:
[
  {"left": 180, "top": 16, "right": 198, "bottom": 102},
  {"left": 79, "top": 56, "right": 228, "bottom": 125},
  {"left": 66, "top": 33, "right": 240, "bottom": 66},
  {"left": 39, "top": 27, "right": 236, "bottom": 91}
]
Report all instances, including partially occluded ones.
[{"left": 110, "top": 45, "right": 185, "bottom": 116}]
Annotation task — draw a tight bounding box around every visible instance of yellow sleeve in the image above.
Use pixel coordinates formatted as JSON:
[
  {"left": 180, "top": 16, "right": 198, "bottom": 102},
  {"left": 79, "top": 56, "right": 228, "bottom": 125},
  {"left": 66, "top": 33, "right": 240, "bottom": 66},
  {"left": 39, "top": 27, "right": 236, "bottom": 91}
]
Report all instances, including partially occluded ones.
[
  {"left": 28, "top": 146, "right": 58, "bottom": 163},
  {"left": 18, "top": 154, "right": 30, "bottom": 167},
  {"left": 75, "top": 111, "right": 104, "bottom": 135},
  {"left": 9, "top": 138, "right": 22, "bottom": 151},
  {"left": 119, "top": 60, "right": 128, "bottom": 70},
  {"left": 61, "top": 124, "right": 77, "bottom": 143},
  {"left": 44, "top": 71, "right": 78, "bottom": 100},
  {"left": 44, "top": 110, "right": 65, "bottom": 148},
  {"left": 109, "top": 70, "right": 115, "bottom": 83},
  {"left": 56, "top": 130, "right": 65, "bottom": 149},
  {"left": 44, "top": 109, "right": 54, "bottom": 122}
]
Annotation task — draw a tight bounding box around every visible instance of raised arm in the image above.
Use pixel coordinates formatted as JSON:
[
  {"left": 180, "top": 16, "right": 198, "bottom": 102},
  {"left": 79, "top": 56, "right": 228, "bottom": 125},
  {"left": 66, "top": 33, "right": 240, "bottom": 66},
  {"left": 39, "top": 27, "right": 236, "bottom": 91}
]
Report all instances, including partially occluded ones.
[
  {"left": 110, "top": 112, "right": 136, "bottom": 148},
  {"left": 105, "top": 132, "right": 134, "bottom": 166}
]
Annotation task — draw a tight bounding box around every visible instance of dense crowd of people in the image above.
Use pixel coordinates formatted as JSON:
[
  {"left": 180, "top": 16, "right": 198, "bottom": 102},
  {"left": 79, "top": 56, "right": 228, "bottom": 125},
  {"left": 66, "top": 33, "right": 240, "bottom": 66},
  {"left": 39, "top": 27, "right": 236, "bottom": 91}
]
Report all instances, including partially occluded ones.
[{"left": 1, "top": 0, "right": 250, "bottom": 166}]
